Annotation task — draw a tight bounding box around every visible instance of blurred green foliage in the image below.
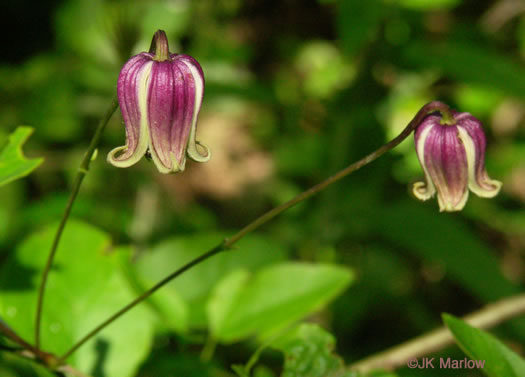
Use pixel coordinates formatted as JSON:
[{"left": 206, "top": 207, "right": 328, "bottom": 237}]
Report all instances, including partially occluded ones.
[
  {"left": 1, "top": 0, "right": 525, "bottom": 376},
  {"left": 0, "top": 221, "right": 154, "bottom": 377},
  {"left": 0, "top": 127, "right": 43, "bottom": 187},
  {"left": 271, "top": 323, "right": 352, "bottom": 377}
]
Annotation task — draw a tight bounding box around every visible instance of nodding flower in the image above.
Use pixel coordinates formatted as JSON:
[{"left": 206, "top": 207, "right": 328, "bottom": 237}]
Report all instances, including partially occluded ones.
[
  {"left": 412, "top": 105, "right": 501, "bottom": 212},
  {"left": 108, "top": 30, "right": 210, "bottom": 173}
]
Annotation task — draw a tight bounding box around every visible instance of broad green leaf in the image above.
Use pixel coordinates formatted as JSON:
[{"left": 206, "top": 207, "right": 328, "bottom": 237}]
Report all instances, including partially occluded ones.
[
  {"left": 0, "top": 220, "right": 154, "bottom": 377},
  {"left": 0, "top": 127, "right": 43, "bottom": 187},
  {"left": 143, "top": 288, "right": 189, "bottom": 333},
  {"left": 207, "top": 263, "right": 353, "bottom": 342},
  {"left": 443, "top": 314, "right": 525, "bottom": 377},
  {"left": 133, "top": 233, "right": 288, "bottom": 330},
  {"left": 207, "top": 269, "right": 249, "bottom": 337},
  {"left": 272, "top": 323, "right": 353, "bottom": 377}
]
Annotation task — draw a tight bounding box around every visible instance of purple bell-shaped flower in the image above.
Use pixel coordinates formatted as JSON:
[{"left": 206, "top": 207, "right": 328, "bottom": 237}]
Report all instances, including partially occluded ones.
[
  {"left": 108, "top": 30, "right": 210, "bottom": 173},
  {"left": 413, "top": 106, "right": 502, "bottom": 212}
]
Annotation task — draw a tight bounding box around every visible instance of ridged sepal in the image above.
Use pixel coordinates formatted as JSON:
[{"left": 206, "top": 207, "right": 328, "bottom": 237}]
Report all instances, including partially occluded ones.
[
  {"left": 413, "top": 110, "right": 501, "bottom": 212},
  {"left": 108, "top": 30, "right": 210, "bottom": 174}
]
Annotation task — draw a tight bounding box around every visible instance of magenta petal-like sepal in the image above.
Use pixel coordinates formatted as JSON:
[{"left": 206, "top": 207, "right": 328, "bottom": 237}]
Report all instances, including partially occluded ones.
[
  {"left": 413, "top": 108, "right": 501, "bottom": 212},
  {"left": 108, "top": 30, "right": 210, "bottom": 173}
]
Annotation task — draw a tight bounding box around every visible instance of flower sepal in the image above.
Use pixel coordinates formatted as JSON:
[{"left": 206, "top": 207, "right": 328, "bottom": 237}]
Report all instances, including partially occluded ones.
[
  {"left": 413, "top": 104, "right": 502, "bottom": 212},
  {"left": 108, "top": 30, "right": 210, "bottom": 174}
]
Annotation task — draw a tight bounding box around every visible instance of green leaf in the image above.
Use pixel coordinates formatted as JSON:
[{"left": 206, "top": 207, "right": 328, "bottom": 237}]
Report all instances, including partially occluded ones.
[
  {"left": 0, "top": 220, "right": 155, "bottom": 377},
  {"left": 207, "top": 263, "right": 353, "bottom": 342},
  {"left": 133, "top": 233, "right": 288, "bottom": 330},
  {"left": 207, "top": 269, "right": 250, "bottom": 338},
  {"left": 271, "top": 323, "right": 353, "bottom": 377},
  {"left": 443, "top": 314, "right": 525, "bottom": 377},
  {"left": 0, "top": 127, "right": 43, "bottom": 187}
]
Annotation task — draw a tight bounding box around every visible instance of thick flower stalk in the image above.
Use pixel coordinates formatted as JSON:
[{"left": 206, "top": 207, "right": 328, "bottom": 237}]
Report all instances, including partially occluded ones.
[
  {"left": 413, "top": 105, "right": 502, "bottom": 212},
  {"left": 108, "top": 30, "right": 210, "bottom": 173}
]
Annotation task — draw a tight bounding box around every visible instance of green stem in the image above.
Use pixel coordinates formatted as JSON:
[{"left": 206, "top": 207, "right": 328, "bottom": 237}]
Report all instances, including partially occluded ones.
[
  {"left": 223, "top": 101, "right": 451, "bottom": 247},
  {"left": 59, "top": 101, "right": 451, "bottom": 362},
  {"left": 439, "top": 106, "right": 456, "bottom": 125},
  {"left": 34, "top": 96, "right": 119, "bottom": 350}
]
